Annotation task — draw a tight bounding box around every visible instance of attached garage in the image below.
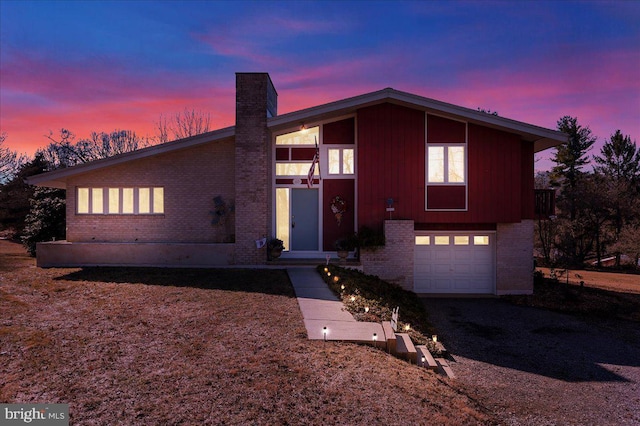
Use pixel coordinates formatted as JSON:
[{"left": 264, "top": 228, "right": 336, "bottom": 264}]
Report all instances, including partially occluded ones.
[{"left": 414, "top": 232, "right": 496, "bottom": 294}]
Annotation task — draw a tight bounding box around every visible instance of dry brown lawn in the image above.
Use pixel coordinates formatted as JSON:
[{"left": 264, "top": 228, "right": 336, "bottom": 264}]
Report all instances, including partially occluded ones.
[
  {"left": 536, "top": 267, "right": 640, "bottom": 294},
  {"left": 0, "top": 240, "right": 492, "bottom": 425}
]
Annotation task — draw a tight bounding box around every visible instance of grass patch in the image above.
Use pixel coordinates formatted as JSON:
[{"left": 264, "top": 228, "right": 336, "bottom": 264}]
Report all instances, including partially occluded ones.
[
  {"left": 505, "top": 275, "right": 640, "bottom": 323},
  {"left": 317, "top": 265, "right": 441, "bottom": 353}
]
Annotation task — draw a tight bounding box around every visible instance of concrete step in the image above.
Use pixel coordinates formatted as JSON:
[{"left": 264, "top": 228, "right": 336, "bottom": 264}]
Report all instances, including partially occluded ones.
[
  {"left": 381, "top": 321, "right": 397, "bottom": 354},
  {"left": 415, "top": 345, "right": 438, "bottom": 370},
  {"left": 435, "top": 358, "right": 455, "bottom": 378},
  {"left": 395, "top": 333, "right": 417, "bottom": 364}
]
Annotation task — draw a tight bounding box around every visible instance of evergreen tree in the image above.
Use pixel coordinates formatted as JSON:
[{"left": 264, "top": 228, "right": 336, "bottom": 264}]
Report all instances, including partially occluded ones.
[
  {"left": 0, "top": 153, "right": 49, "bottom": 238},
  {"left": 593, "top": 130, "right": 640, "bottom": 266},
  {"left": 21, "top": 186, "right": 66, "bottom": 256},
  {"left": 552, "top": 116, "right": 597, "bottom": 221}
]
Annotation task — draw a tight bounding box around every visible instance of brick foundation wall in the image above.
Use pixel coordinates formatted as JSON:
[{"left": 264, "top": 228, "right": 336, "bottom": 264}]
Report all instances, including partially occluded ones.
[
  {"left": 66, "top": 140, "right": 235, "bottom": 245},
  {"left": 361, "top": 220, "right": 414, "bottom": 290},
  {"left": 234, "top": 73, "right": 274, "bottom": 264},
  {"left": 496, "top": 220, "right": 534, "bottom": 294}
]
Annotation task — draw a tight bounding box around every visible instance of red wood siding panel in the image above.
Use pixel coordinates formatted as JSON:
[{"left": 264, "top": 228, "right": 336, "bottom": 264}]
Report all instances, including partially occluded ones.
[
  {"left": 426, "top": 186, "right": 466, "bottom": 209},
  {"left": 357, "top": 104, "right": 530, "bottom": 230},
  {"left": 323, "top": 179, "right": 355, "bottom": 251},
  {"left": 427, "top": 114, "right": 466, "bottom": 143},
  {"left": 357, "top": 103, "right": 425, "bottom": 229},
  {"left": 466, "top": 124, "right": 522, "bottom": 223},
  {"left": 521, "top": 142, "right": 535, "bottom": 219},
  {"left": 276, "top": 148, "right": 289, "bottom": 161},
  {"left": 291, "top": 147, "right": 317, "bottom": 160},
  {"left": 324, "top": 118, "right": 355, "bottom": 144}
]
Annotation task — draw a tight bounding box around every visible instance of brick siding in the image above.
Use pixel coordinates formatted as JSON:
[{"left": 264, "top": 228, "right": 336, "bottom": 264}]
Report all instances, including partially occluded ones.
[
  {"left": 234, "top": 73, "right": 274, "bottom": 264},
  {"left": 496, "top": 220, "right": 534, "bottom": 294},
  {"left": 66, "top": 140, "right": 235, "bottom": 245},
  {"left": 361, "top": 220, "right": 414, "bottom": 290}
]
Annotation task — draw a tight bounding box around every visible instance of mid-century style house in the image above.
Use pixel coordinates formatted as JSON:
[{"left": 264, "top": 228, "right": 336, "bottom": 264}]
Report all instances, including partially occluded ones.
[{"left": 28, "top": 73, "right": 565, "bottom": 295}]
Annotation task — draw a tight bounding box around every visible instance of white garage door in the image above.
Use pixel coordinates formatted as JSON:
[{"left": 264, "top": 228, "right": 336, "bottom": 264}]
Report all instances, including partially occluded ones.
[{"left": 414, "top": 232, "right": 495, "bottom": 294}]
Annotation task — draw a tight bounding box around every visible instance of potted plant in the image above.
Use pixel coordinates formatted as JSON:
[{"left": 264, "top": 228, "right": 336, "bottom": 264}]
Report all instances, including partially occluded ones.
[
  {"left": 335, "top": 234, "right": 357, "bottom": 261},
  {"left": 267, "top": 237, "right": 285, "bottom": 260}
]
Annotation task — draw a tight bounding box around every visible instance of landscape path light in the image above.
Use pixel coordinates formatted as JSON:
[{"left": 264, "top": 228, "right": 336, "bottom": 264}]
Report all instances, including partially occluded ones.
[{"left": 323, "top": 326, "right": 328, "bottom": 342}]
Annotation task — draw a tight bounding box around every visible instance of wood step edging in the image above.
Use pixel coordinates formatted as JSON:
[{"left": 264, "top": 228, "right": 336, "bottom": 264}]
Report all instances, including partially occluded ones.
[
  {"left": 394, "top": 333, "right": 417, "bottom": 364},
  {"left": 415, "top": 345, "right": 438, "bottom": 370}
]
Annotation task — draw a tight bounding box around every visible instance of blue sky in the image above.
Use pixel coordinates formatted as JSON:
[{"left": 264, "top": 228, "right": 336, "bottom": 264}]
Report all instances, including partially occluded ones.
[{"left": 1, "top": 0, "right": 638, "bottom": 171}]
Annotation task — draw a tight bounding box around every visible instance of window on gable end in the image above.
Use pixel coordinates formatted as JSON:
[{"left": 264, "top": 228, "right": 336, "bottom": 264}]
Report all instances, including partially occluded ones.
[{"left": 425, "top": 115, "right": 468, "bottom": 211}]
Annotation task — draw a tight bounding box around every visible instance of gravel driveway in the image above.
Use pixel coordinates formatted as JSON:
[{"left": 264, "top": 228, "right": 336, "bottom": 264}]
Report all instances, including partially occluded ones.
[{"left": 422, "top": 298, "right": 640, "bottom": 425}]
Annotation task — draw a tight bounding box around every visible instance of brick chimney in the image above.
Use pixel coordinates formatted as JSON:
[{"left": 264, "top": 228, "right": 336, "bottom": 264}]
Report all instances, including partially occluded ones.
[{"left": 234, "top": 73, "right": 277, "bottom": 264}]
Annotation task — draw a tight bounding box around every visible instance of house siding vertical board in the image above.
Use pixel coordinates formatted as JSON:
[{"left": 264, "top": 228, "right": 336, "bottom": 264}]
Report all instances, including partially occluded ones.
[
  {"left": 357, "top": 103, "right": 425, "bottom": 229},
  {"left": 322, "top": 179, "right": 355, "bottom": 251},
  {"left": 426, "top": 114, "right": 466, "bottom": 143},
  {"left": 66, "top": 140, "right": 236, "bottom": 244},
  {"left": 324, "top": 117, "right": 355, "bottom": 144},
  {"left": 465, "top": 123, "right": 522, "bottom": 223},
  {"left": 358, "top": 104, "right": 527, "bottom": 230},
  {"left": 521, "top": 141, "right": 535, "bottom": 219}
]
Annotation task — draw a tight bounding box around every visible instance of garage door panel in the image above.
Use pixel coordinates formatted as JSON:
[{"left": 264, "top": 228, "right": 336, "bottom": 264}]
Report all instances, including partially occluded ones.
[
  {"left": 434, "top": 251, "right": 452, "bottom": 261},
  {"left": 414, "top": 232, "right": 495, "bottom": 294}
]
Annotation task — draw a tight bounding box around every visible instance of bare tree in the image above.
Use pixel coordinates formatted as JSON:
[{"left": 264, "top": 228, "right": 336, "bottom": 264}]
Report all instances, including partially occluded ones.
[
  {"left": 155, "top": 108, "right": 211, "bottom": 143},
  {"left": 43, "top": 128, "right": 152, "bottom": 167},
  {"left": 0, "top": 133, "right": 28, "bottom": 183}
]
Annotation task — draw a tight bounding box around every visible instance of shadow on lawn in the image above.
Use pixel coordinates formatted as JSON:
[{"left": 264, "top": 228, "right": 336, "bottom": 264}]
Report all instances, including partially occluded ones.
[
  {"left": 56, "top": 267, "right": 296, "bottom": 297},
  {"left": 423, "top": 297, "right": 640, "bottom": 382}
]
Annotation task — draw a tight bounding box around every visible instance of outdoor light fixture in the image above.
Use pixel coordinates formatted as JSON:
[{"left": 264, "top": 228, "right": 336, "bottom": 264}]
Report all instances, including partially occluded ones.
[
  {"left": 323, "top": 326, "right": 328, "bottom": 341},
  {"left": 324, "top": 267, "right": 328, "bottom": 272},
  {"left": 341, "top": 284, "right": 345, "bottom": 291},
  {"left": 372, "top": 333, "right": 378, "bottom": 342},
  {"left": 350, "top": 296, "right": 356, "bottom": 302},
  {"left": 421, "top": 356, "right": 426, "bottom": 365},
  {"left": 404, "top": 324, "right": 411, "bottom": 331},
  {"left": 432, "top": 335, "right": 438, "bottom": 343},
  {"left": 327, "top": 272, "right": 331, "bottom": 277},
  {"left": 333, "top": 276, "right": 339, "bottom": 282},
  {"left": 364, "top": 306, "right": 369, "bottom": 313}
]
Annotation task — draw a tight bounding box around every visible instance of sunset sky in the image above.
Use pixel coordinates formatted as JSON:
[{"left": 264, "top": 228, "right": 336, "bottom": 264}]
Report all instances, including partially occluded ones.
[{"left": 1, "top": 0, "right": 638, "bottom": 171}]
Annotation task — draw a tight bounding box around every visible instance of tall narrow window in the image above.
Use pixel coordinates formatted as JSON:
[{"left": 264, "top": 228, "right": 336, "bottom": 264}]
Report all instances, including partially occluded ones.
[
  {"left": 276, "top": 188, "right": 290, "bottom": 251},
  {"left": 153, "top": 188, "right": 164, "bottom": 214},
  {"left": 77, "top": 188, "right": 89, "bottom": 214},
  {"left": 122, "top": 188, "right": 134, "bottom": 214},
  {"left": 92, "top": 188, "right": 104, "bottom": 214},
  {"left": 138, "top": 188, "right": 150, "bottom": 214},
  {"left": 108, "top": 188, "right": 119, "bottom": 214}
]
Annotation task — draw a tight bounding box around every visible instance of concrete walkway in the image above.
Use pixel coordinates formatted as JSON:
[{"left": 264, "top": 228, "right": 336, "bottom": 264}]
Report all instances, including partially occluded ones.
[{"left": 287, "top": 268, "right": 384, "bottom": 343}]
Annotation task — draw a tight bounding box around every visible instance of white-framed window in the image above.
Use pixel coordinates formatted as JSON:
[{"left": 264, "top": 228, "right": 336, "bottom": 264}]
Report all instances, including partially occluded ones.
[
  {"left": 276, "top": 126, "right": 319, "bottom": 145},
  {"left": 427, "top": 145, "right": 466, "bottom": 184},
  {"left": 425, "top": 115, "right": 468, "bottom": 211},
  {"left": 77, "top": 187, "right": 164, "bottom": 215},
  {"left": 275, "top": 163, "right": 320, "bottom": 177},
  {"left": 328, "top": 148, "right": 354, "bottom": 175}
]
